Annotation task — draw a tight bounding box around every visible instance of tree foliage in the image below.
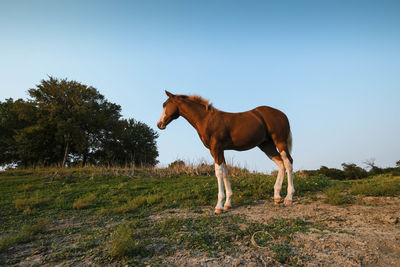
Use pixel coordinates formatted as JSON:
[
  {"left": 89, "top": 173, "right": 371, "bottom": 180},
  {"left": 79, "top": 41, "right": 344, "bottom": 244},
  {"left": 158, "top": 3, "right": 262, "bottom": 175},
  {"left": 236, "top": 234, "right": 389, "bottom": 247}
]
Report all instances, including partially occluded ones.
[
  {"left": 341, "top": 163, "right": 368, "bottom": 179},
  {"left": 0, "top": 77, "right": 158, "bottom": 168},
  {"left": 98, "top": 119, "right": 159, "bottom": 166},
  {"left": 0, "top": 98, "right": 30, "bottom": 165}
]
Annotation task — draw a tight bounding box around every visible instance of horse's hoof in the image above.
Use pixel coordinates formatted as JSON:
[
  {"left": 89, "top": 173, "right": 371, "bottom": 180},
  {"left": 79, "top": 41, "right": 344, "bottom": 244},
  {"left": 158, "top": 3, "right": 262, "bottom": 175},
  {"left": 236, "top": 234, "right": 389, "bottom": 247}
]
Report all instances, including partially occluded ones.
[
  {"left": 274, "top": 198, "right": 283, "bottom": 204},
  {"left": 224, "top": 205, "right": 231, "bottom": 211},
  {"left": 214, "top": 208, "right": 223, "bottom": 214},
  {"left": 284, "top": 199, "right": 293, "bottom": 205}
]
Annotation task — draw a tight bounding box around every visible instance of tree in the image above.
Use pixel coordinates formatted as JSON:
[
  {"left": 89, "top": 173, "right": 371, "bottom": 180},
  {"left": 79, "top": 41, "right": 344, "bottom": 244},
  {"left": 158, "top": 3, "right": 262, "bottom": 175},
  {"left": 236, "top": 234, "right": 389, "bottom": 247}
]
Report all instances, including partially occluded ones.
[
  {"left": 1, "top": 77, "right": 159, "bottom": 168},
  {"left": 25, "top": 77, "right": 122, "bottom": 167},
  {"left": 341, "top": 163, "right": 368, "bottom": 179},
  {"left": 0, "top": 99, "right": 26, "bottom": 166},
  {"left": 363, "top": 158, "right": 383, "bottom": 175},
  {"left": 318, "top": 165, "right": 345, "bottom": 180},
  {"left": 98, "top": 119, "right": 159, "bottom": 166}
]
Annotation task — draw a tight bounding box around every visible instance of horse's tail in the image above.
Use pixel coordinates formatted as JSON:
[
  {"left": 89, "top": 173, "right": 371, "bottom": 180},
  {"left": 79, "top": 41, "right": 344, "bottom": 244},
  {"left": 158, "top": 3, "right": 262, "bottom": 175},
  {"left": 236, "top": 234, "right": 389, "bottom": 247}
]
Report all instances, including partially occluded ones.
[{"left": 287, "top": 130, "right": 292, "bottom": 154}]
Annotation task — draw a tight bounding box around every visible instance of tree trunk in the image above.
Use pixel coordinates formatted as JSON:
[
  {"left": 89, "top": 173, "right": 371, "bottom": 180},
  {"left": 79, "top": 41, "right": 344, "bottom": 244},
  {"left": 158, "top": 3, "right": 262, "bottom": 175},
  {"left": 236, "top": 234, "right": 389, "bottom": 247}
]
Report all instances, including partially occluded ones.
[
  {"left": 82, "top": 153, "right": 87, "bottom": 167},
  {"left": 62, "top": 142, "right": 69, "bottom": 168}
]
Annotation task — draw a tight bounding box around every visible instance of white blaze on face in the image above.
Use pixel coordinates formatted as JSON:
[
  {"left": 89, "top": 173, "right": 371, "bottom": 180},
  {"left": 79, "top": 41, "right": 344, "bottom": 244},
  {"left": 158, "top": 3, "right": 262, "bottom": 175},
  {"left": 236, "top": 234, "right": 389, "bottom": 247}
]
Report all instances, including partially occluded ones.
[{"left": 158, "top": 107, "right": 166, "bottom": 126}]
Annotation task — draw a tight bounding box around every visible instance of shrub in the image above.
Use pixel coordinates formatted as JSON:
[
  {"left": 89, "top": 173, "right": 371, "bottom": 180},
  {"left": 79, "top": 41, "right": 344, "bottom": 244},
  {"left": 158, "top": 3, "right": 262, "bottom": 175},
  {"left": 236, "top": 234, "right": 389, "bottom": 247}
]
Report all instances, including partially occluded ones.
[{"left": 168, "top": 160, "right": 186, "bottom": 169}]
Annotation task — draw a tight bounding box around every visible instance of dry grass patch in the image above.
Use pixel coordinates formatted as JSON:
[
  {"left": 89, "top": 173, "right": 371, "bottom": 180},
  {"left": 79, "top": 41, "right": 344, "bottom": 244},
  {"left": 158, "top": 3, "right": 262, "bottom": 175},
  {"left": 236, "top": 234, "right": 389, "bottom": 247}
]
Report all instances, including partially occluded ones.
[
  {"left": 14, "top": 197, "right": 44, "bottom": 214},
  {"left": 72, "top": 193, "right": 96, "bottom": 210},
  {"left": 111, "top": 195, "right": 162, "bottom": 214}
]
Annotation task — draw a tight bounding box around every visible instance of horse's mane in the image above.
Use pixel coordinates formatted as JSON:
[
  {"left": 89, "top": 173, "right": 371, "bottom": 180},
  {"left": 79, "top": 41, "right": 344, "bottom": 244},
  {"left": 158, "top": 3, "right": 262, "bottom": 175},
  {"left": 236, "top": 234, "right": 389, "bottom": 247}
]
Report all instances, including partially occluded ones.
[{"left": 180, "top": 94, "right": 216, "bottom": 111}]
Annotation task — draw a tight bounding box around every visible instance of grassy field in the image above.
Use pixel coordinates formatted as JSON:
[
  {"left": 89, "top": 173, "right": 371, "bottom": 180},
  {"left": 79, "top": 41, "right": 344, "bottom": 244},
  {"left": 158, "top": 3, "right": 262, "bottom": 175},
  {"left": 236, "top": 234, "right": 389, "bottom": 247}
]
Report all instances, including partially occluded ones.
[{"left": 0, "top": 168, "right": 399, "bottom": 266}]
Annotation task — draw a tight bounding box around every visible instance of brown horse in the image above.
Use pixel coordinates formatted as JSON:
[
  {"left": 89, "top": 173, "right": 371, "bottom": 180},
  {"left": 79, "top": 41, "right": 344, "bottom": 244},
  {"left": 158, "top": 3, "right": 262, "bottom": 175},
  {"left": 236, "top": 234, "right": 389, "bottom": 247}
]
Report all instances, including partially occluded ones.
[{"left": 157, "top": 91, "right": 294, "bottom": 214}]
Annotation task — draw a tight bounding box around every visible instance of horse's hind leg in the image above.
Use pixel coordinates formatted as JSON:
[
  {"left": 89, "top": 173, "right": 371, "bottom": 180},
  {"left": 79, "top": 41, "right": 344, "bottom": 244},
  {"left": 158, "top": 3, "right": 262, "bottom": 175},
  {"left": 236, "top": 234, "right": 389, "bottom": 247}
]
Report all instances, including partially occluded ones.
[
  {"left": 258, "top": 141, "right": 285, "bottom": 203},
  {"left": 280, "top": 150, "right": 295, "bottom": 204},
  {"left": 222, "top": 161, "right": 232, "bottom": 210},
  {"left": 276, "top": 143, "right": 295, "bottom": 205}
]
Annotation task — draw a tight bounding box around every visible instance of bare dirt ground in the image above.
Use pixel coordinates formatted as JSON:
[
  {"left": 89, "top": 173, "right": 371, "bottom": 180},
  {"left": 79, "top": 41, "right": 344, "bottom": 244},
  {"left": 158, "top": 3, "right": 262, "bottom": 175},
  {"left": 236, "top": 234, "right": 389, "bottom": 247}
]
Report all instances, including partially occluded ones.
[
  {"left": 150, "top": 195, "right": 400, "bottom": 267},
  {"left": 5, "top": 195, "right": 400, "bottom": 267}
]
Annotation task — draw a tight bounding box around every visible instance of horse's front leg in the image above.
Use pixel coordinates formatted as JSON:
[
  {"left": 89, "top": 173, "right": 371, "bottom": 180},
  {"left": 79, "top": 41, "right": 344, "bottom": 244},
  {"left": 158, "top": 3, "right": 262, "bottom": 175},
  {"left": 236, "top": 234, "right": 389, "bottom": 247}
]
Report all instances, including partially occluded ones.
[
  {"left": 222, "top": 162, "right": 232, "bottom": 210},
  {"left": 214, "top": 163, "right": 225, "bottom": 214}
]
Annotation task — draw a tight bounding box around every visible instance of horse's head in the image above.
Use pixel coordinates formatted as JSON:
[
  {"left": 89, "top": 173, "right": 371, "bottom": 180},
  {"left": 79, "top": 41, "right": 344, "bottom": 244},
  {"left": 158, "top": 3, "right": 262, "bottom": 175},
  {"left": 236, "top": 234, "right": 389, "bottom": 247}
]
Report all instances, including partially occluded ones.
[{"left": 157, "top": 90, "right": 180, "bottom": 130}]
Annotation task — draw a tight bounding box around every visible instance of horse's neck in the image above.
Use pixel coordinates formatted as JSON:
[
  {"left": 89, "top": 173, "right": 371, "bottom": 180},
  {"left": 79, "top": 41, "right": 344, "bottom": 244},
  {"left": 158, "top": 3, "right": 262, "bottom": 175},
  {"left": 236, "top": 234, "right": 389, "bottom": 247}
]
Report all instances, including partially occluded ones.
[{"left": 179, "top": 101, "right": 209, "bottom": 131}]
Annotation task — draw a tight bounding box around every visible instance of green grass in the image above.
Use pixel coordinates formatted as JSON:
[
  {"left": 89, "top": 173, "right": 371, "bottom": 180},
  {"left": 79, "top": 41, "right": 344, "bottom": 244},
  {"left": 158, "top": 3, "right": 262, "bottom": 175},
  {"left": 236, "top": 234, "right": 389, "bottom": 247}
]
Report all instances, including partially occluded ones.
[
  {"left": 0, "top": 168, "right": 399, "bottom": 265},
  {"left": 0, "top": 170, "right": 332, "bottom": 231}
]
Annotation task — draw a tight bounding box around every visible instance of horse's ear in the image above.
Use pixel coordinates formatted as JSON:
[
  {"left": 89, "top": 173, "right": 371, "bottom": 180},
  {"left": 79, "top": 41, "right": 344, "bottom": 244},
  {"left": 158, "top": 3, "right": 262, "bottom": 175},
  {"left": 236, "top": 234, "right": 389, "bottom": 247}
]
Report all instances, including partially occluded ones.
[{"left": 165, "top": 90, "right": 175, "bottom": 98}]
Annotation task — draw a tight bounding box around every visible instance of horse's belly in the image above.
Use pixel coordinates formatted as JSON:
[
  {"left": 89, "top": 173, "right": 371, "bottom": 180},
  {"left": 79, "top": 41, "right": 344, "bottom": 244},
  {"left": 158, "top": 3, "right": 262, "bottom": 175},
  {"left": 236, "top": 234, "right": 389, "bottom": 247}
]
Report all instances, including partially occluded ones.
[{"left": 226, "top": 127, "right": 266, "bottom": 151}]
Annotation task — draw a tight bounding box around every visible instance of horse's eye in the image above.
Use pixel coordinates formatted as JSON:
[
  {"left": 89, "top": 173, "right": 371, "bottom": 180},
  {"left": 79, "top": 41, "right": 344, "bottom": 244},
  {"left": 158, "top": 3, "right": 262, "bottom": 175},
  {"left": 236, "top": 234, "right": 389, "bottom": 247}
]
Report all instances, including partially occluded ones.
[{"left": 163, "top": 103, "right": 166, "bottom": 108}]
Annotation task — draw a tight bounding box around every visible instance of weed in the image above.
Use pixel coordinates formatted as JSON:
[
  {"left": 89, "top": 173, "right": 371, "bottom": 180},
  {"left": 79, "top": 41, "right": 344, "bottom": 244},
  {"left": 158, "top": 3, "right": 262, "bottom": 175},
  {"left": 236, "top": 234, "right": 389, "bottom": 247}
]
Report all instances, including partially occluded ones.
[
  {"left": 108, "top": 222, "right": 152, "bottom": 258},
  {"left": 269, "top": 243, "right": 293, "bottom": 264}
]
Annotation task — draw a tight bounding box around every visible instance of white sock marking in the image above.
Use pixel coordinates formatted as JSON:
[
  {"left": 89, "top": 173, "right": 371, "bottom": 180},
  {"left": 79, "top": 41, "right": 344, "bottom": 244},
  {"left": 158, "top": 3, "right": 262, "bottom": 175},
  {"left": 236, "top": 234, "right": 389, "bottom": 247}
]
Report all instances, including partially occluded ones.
[
  {"left": 222, "top": 163, "right": 232, "bottom": 208},
  {"left": 272, "top": 158, "right": 285, "bottom": 200},
  {"left": 215, "top": 163, "right": 225, "bottom": 210},
  {"left": 280, "top": 151, "right": 295, "bottom": 201}
]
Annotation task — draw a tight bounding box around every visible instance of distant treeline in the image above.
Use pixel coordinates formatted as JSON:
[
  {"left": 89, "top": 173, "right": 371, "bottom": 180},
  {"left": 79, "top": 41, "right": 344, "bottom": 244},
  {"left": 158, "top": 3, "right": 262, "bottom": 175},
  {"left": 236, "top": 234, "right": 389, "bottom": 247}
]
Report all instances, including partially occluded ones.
[
  {"left": 301, "top": 161, "right": 400, "bottom": 180},
  {"left": 0, "top": 77, "right": 158, "bottom": 168}
]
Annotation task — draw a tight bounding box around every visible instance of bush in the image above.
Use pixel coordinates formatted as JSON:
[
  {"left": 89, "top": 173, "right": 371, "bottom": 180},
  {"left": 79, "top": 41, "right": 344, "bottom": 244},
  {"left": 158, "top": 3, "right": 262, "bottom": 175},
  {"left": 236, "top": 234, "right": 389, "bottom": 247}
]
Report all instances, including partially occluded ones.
[
  {"left": 325, "top": 184, "right": 355, "bottom": 205},
  {"left": 302, "top": 163, "right": 369, "bottom": 180},
  {"left": 168, "top": 160, "right": 186, "bottom": 169}
]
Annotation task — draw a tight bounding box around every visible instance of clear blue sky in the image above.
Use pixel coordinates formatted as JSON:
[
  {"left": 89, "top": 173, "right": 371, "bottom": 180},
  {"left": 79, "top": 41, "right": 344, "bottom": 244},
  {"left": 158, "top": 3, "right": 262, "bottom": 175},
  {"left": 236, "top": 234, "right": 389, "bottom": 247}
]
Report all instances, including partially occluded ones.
[{"left": 1, "top": 0, "right": 399, "bottom": 172}]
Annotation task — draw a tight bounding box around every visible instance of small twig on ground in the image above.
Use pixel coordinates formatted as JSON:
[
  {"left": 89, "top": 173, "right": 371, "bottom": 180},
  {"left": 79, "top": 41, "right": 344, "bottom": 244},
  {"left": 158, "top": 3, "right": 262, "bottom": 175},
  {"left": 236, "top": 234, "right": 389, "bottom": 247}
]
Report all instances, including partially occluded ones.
[{"left": 251, "top": 231, "right": 275, "bottom": 249}]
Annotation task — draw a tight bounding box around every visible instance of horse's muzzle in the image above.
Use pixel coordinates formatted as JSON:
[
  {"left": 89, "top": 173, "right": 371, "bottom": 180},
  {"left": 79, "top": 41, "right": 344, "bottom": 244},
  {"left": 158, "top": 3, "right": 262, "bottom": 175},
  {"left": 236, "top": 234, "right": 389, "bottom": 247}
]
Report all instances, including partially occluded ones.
[{"left": 157, "top": 121, "right": 166, "bottom": 130}]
